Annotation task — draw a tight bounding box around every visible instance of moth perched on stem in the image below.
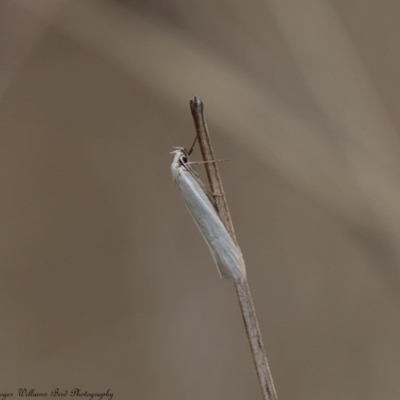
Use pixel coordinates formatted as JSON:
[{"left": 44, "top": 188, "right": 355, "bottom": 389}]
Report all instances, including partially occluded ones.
[{"left": 171, "top": 147, "right": 246, "bottom": 282}]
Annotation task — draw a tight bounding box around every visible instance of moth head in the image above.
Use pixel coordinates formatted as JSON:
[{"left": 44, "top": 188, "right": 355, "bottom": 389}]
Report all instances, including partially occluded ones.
[{"left": 171, "top": 147, "right": 189, "bottom": 166}]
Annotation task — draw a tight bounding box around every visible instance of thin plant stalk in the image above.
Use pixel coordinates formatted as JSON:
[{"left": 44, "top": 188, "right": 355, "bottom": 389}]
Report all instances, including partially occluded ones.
[{"left": 190, "top": 96, "right": 278, "bottom": 400}]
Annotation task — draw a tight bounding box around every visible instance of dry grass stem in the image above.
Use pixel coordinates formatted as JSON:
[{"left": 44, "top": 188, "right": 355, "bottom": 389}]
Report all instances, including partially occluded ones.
[{"left": 189, "top": 96, "right": 278, "bottom": 400}]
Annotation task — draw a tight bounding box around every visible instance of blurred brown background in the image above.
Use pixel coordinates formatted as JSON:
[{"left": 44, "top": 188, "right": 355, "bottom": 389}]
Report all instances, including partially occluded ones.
[{"left": 2, "top": 0, "right": 400, "bottom": 398}]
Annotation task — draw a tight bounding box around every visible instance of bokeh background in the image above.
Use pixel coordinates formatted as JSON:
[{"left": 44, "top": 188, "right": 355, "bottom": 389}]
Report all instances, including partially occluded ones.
[{"left": 2, "top": 0, "right": 400, "bottom": 399}]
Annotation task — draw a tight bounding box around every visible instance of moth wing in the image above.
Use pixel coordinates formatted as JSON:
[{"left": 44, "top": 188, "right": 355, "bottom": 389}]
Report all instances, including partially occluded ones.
[
  {"left": 175, "top": 168, "right": 246, "bottom": 282},
  {"left": 185, "top": 163, "right": 215, "bottom": 205}
]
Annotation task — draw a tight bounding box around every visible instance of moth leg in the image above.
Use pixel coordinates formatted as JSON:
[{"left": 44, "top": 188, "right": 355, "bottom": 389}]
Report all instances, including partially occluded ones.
[
  {"left": 187, "top": 159, "right": 228, "bottom": 165},
  {"left": 206, "top": 189, "right": 223, "bottom": 198}
]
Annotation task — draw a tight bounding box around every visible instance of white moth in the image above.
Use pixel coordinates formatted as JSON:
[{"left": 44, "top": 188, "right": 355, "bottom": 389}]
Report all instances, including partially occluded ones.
[{"left": 171, "top": 147, "right": 246, "bottom": 282}]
